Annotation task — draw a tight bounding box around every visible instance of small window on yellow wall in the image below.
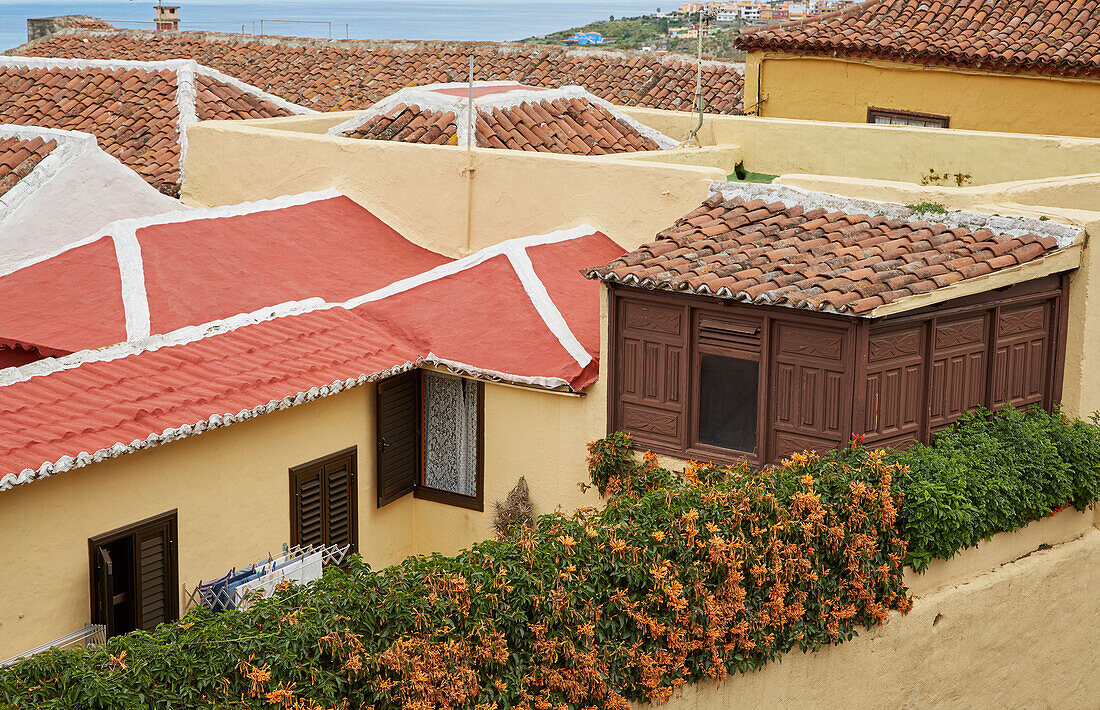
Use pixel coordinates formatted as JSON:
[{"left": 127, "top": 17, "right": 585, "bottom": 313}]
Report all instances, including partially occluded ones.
[{"left": 867, "top": 107, "right": 949, "bottom": 129}]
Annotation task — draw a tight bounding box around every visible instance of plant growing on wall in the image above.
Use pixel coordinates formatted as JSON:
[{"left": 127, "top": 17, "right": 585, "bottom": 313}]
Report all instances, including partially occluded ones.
[{"left": 0, "top": 438, "right": 910, "bottom": 709}]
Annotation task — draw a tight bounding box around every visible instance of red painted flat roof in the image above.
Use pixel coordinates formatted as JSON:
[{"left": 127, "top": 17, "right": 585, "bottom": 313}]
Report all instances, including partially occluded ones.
[
  {"left": 0, "top": 222, "right": 623, "bottom": 488},
  {"left": 0, "top": 192, "right": 451, "bottom": 354}
]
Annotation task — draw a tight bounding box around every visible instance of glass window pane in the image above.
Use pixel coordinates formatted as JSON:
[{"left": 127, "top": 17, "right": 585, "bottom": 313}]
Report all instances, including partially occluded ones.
[
  {"left": 422, "top": 372, "right": 478, "bottom": 496},
  {"left": 698, "top": 354, "right": 758, "bottom": 453}
]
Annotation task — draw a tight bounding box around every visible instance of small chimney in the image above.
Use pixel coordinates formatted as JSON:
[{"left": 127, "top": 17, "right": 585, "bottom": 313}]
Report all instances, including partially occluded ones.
[{"left": 154, "top": 3, "right": 179, "bottom": 31}]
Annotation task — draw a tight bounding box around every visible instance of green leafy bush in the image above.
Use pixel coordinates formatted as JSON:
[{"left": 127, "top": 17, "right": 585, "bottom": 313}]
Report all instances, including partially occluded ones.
[
  {"left": 0, "top": 440, "right": 909, "bottom": 709},
  {"left": 892, "top": 406, "right": 1100, "bottom": 571}
]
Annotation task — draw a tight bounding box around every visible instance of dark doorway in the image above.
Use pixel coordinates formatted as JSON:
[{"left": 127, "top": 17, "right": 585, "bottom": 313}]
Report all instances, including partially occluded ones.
[{"left": 89, "top": 510, "right": 179, "bottom": 639}]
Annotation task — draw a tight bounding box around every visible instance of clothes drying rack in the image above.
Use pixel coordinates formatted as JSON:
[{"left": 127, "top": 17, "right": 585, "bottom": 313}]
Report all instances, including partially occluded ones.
[{"left": 182, "top": 542, "right": 350, "bottom": 612}]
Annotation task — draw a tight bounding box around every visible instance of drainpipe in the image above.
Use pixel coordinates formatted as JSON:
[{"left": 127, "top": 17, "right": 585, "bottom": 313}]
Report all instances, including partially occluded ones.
[{"left": 463, "top": 54, "right": 476, "bottom": 255}]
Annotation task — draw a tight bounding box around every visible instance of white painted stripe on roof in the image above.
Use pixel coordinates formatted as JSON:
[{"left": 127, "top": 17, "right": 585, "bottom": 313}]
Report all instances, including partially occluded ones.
[
  {"left": 0, "top": 223, "right": 602, "bottom": 388},
  {"left": 111, "top": 228, "right": 152, "bottom": 340},
  {"left": 0, "top": 189, "right": 340, "bottom": 279},
  {"left": 342, "top": 224, "right": 599, "bottom": 307},
  {"left": 0, "top": 55, "right": 198, "bottom": 73},
  {"left": 174, "top": 60, "right": 199, "bottom": 187},
  {"left": 0, "top": 125, "right": 95, "bottom": 224},
  {"left": 504, "top": 246, "right": 592, "bottom": 368}
]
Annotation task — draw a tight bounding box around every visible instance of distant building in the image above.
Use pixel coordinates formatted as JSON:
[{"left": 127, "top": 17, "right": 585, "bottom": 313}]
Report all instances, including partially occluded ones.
[
  {"left": 154, "top": 4, "right": 179, "bottom": 32},
  {"left": 561, "top": 32, "right": 606, "bottom": 46}
]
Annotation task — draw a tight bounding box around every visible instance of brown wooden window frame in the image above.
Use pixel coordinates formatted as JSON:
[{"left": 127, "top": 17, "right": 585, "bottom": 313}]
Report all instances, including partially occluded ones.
[
  {"left": 88, "top": 509, "right": 179, "bottom": 639},
  {"left": 377, "top": 370, "right": 485, "bottom": 512},
  {"left": 688, "top": 310, "right": 766, "bottom": 463},
  {"left": 867, "top": 106, "right": 950, "bottom": 128},
  {"left": 289, "top": 447, "right": 359, "bottom": 554}
]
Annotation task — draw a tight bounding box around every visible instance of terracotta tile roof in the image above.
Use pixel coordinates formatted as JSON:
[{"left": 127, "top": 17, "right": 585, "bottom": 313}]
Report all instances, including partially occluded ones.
[
  {"left": 0, "top": 134, "right": 55, "bottom": 198},
  {"left": 0, "top": 226, "right": 623, "bottom": 488},
  {"left": 0, "top": 57, "right": 312, "bottom": 196},
  {"left": 586, "top": 183, "right": 1080, "bottom": 316},
  {"left": 737, "top": 0, "right": 1100, "bottom": 78},
  {"left": 333, "top": 82, "right": 676, "bottom": 154},
  {"left": 10, "top": 29, "right": 745, "bottom": 114}
]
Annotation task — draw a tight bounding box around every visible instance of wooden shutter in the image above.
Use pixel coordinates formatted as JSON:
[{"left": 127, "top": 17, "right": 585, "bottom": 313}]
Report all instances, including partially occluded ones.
[
  {"left": 94, "top": 548, "right": 115, "bottom": 637},
  {"left": 292, "top": 466, "right": 326, "bottom": 548},
  {"left": 377, "top": 371, "right": 420, "bottom": 507},
  {"left": 992, "top": 301, "right": 1054, "bottom": 409},
  {"left": 324, "top": 454, "right": 357, "bottom": 552},
  {"left": 133, "top": 516, "right": 178, "bottom": 631},
  {"left": 611, "top": 291, "right": 689, "bottom": 451},
  {"left": 291, "top": 448, "right": 358, "bottom": 551}
]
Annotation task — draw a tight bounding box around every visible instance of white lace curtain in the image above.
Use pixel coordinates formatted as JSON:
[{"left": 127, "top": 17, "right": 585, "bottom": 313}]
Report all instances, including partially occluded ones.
[{"left": 422, "top": 372, "right": 478, "bottom": 496}]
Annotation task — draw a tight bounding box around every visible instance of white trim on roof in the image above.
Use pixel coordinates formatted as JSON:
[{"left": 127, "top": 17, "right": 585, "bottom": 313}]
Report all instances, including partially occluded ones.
[
  {"left": 0, "top": 189, "right": 342, "bottom": 279},
  {"left": 112, "top": 229, "right": 152, "bottom": 340},
  {"left": 0, "top": 125, "right": 95, "bottom": 223},
  {"left": 327, "top": 82, "right": 679, "bottom": 150},
  {"left": 1, "top": 56, "right": 314, "bottom": 189},
  {"left": 504, "top": 246, "right": 592, "bottom": 368}
]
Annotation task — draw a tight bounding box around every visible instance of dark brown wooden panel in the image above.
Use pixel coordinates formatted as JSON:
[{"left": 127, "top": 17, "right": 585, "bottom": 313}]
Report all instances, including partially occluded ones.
[
  {"left": 135, "top": 525, "right": 172, "bottom": 631},
  {"left": 993, "top": 301, "right": 1052, "bottom": 409},
  {"left": 929, "top": 315, "right": 989, "bottom": 431},
  {"left": 376, "top": 371, "right": 419, "bottom": 507},
  {"left": 769, "top": 321, "right": 853, "bottom": 459},
  {"left": 863, "top": 325, "right": 925, "bottom": 442},
  {"left": 611, "top": 291, "right": 689, "bottom": 451}
]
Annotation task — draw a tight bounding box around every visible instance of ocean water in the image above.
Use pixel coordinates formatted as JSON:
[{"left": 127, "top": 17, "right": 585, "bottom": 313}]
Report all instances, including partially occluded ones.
[{"left": 0, "top": 0, "right": 661, "bottom": 52}]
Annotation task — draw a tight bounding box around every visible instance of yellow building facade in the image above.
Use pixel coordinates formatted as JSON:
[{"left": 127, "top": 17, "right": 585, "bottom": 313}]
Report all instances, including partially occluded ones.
[{"left": 742, "top": 53, "right": 1100, "bottom": 138}]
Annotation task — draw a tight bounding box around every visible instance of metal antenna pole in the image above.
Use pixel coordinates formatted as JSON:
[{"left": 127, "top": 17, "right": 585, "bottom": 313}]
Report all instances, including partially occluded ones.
[{"left": 467, "top": 54, "right": 475, "bottom": 151}]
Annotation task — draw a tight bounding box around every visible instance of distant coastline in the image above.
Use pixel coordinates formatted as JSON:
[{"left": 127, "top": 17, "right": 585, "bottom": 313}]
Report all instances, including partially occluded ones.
[{"left": 1, "top": 0, "right": 660, "bottom": 52}]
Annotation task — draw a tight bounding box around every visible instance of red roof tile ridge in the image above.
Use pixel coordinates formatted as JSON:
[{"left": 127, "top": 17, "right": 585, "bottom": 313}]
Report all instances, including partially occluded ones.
[
  {"left": 16, "top": 27, "right": 745, "bottom": 69},
  {"left": 739, "top": 0, "right": 882, "bottom": 37},
  {"left": 735, "top": 0, "right": 1100, "bottom": 78}
]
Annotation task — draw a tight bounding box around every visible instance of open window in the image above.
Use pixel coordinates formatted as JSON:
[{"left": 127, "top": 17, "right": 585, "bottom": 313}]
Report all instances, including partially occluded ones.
[
  {"left": 693, "top": 314, "right": 762, "bottom": 456},
  {"left": 89, "top": 511, "right": 178, "bottom": 639},
  {"left": 377, "top": 370, "right": 484, "bottom": 510}
]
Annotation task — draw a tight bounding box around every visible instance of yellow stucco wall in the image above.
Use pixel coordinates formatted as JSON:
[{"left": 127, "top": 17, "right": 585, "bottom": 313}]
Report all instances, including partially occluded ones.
[
  {"left": 638, "top": 527, "right": 1100, "bottom": 709},
  {"left": 181, "top": 121, "right": 725, "bottom": 256},
  {"left": 620, "top": 105, "right": 1100, "bottom": 187},
  {"left": 0, "top": 368, "right": 608, "bottom": 658},
  {"left": 742, "top": 52, "right": 1100, "bottom": 139}
]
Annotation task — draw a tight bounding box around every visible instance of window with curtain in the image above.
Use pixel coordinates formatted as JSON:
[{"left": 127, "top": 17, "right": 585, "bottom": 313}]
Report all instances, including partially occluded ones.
[{"left": 422, "top": 372, "right": 479, "bottom": 498}]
